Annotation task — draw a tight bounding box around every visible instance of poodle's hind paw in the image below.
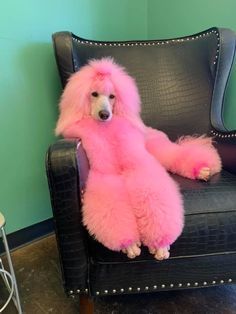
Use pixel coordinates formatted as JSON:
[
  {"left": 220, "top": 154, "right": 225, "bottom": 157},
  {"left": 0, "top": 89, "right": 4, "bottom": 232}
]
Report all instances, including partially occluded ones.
[
  {"left": 122, "top": 242, "right": 141, "bottom": 259},
  {"left": 149, "top": 246, "right": 170, "bottom": 261},
  {"left": 197, "top": 167, "right": 211, "bottom": 181}
]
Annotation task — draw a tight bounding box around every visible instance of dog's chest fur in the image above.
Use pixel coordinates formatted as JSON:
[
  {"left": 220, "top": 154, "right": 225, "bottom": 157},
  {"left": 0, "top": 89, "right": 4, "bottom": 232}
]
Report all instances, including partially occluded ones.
[{"left": 77, "top": 117, "right": 152, "bottom": 174}]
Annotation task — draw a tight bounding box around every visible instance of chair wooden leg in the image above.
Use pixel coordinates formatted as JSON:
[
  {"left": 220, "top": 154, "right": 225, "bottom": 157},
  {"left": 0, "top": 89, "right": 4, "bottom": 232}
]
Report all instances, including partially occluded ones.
[{"left": 79, "top": 295, "right": 94, "bottom": 314}]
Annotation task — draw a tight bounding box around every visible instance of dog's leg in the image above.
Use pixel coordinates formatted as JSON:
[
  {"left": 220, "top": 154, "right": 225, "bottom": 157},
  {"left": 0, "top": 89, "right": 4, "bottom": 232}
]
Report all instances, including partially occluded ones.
[
  {"left": 124, "top": 161, "right": 184, "bottom": 261},
  {"left": 145, "top": 129, "right": 221, "bottom": 180},
  {"left": 82, "top": 171, "right": 140, "bottom": 257}
]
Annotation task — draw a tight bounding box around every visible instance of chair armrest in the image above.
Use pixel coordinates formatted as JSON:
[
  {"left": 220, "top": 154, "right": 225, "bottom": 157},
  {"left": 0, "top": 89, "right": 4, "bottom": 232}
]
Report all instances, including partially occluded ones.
[
  {"left": 46, "top": 139, "right": 90, "bottom": 295},
  {"left": 212, "top": 130, "right": 236, "bottom": 174}
]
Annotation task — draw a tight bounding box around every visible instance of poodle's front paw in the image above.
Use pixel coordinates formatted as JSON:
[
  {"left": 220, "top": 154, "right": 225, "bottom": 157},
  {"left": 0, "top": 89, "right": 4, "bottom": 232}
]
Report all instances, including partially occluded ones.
[
  {"left": 149, "top": 246, "right": 170, "bottom": 261},
  {"left": 122, "top": 242, "right": 141, "bottom": 259},
  {"left": 196, "top": 167, "right": 211, "bottom": 181}
]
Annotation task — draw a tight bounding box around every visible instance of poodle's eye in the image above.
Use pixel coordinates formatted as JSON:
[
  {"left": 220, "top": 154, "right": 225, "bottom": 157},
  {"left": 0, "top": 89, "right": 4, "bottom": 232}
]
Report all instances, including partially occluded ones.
[
  {"left": 91, "top": 91, "right": 98, "bottom": 97},
  {"left": 109, "top": 94, "right": 115, "bottom": 99}
]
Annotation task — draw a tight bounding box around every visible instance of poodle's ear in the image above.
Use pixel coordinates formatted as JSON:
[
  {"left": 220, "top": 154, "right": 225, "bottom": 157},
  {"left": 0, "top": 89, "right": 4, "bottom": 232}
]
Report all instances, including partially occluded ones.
[
  {"left": 55, "top": 67, "right": 92, "bottom": 136},
  {"left": 111, "top": 65, "right": 145, "bottom": 130}
]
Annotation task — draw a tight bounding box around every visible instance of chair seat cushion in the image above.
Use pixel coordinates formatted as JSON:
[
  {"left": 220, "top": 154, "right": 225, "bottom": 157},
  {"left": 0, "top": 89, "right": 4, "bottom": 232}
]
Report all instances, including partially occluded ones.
[{"left": 88, "top": 170, "right": 236, "bottom": 263}]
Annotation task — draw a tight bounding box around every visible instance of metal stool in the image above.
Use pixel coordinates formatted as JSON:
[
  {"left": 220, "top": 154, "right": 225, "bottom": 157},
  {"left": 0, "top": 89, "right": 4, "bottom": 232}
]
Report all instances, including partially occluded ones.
[{"left": 0, "top": 212, "right": 22, "bottom": 313}]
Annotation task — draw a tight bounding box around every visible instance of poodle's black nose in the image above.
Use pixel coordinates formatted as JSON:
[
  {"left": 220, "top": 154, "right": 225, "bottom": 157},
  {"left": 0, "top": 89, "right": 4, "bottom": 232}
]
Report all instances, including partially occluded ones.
[{"left": 98, "top": 110, "right": 110, "bottom": 120}]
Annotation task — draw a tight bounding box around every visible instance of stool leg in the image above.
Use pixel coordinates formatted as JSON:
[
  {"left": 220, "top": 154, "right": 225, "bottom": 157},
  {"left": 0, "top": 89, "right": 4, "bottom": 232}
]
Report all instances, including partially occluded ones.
[{"left": 1, "top": 227, "right": 22, "bottom": 314}]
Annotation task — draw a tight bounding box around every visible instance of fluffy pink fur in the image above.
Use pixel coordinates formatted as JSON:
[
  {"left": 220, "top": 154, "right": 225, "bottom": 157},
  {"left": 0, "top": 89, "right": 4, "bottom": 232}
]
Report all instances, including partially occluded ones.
[
  {"left": 145, "top": 130, "right": 222, "bottom": 179},
  {"left": 56, "top": 58, "right": 222, "bottom": 254},
  {"left": 56, "top": 58, "right": 144, "bottom": 136}
]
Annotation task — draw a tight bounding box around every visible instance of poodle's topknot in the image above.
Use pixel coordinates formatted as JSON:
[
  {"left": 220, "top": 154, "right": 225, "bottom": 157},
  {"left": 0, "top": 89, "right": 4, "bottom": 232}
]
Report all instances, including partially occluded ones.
[{"left": 89, "top": 57, "right": 118, "bottom": 76}]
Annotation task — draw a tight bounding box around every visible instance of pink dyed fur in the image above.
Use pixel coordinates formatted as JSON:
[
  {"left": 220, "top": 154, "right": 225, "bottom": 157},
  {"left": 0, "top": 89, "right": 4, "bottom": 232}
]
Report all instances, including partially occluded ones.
[
  {"left": 145, "top": 130, "right": 222, "bottom": 179},
  {"left": 56, "top": 58, "right": 221, "bottom": 254}
]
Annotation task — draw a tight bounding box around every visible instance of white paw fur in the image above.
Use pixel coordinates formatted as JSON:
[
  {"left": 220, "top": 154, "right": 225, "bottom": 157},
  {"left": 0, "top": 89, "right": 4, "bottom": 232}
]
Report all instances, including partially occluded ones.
[{"left": 122, "top": 242, "right": 141, "bottom": 259}]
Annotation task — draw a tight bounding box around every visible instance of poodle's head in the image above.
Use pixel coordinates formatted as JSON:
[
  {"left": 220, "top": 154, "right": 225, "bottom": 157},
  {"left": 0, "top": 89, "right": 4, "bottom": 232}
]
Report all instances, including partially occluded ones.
[{"left": 55, "top": 57, "right": 142, "bottom": 135}]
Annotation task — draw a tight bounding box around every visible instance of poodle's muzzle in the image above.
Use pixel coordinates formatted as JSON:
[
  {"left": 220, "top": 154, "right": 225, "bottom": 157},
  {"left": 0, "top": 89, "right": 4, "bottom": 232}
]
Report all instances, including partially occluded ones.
[{"left": 91, "top": 95, "right": 113, "bottom": 122}]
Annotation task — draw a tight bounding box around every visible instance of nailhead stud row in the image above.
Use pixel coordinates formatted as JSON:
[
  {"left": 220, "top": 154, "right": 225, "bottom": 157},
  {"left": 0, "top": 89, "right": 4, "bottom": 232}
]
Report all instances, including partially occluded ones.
[
  {"left": 92, "top": 278, "right": 233, "bottom": 296},
  {"left": 68, "top": 288, "right": 88, "bottom": 296},
  {"left": 68, "top": 278, "right": 233, "bottom": 296},
  {"left": 212, "top": 29, "right": 220, "bottom": 65},
  {"left": 72, "top": 29, "right": 220, "bottom": 67},
  {"left": 211, "top": 130, "right": 236, "bottom": 138},
  {"left": 73, "top": 29, "right": 218, "bottom": 47}
]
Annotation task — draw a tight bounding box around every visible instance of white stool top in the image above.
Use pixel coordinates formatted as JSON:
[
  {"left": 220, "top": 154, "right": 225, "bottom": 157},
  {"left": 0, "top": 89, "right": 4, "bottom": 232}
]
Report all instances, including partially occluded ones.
[{"left": 0, "top": 212, "right": 6, "bottom": 228}]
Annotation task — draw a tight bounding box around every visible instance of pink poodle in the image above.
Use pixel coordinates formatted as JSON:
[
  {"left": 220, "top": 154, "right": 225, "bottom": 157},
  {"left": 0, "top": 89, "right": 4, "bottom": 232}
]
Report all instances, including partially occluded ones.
[{"left": 55, "top": 58, "right": 222, "bottom": 260}]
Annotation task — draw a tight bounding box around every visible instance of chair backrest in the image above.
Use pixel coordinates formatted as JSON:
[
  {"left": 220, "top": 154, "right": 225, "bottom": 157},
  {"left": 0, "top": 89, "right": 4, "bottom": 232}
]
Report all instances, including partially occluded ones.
[{"left": 52, "top": 27, "right": 236, "bottom": 140}]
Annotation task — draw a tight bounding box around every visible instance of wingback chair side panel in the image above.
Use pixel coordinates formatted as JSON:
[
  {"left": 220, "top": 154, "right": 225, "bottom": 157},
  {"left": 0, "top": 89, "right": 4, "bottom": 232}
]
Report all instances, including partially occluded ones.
[
  {"left": 210, "top": 28, "right": 236, "bottom": 132},
  {"left": 47, "top": 27, "right": 236, "bottom": 297},
  {"left": 52, "top": 32, "right": 75, "bottom": 87},
  {"left": 46, "top": 140, "right": 89, "bottom": 293},
  {"left": 210, "top": 28, "right": 236, "bottom": 174}
]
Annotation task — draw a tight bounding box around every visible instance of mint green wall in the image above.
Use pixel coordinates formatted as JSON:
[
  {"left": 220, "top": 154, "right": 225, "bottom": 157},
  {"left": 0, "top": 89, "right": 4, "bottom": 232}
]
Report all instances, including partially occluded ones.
[
  {"left": 1, "top": 0, "right": 235, "bottom": 234},
  {"left": 0, "top": 0, "right": 146, "bottom": 233},
  {"left": 147, "top": 0, "right": 236, "bottom": 130}
]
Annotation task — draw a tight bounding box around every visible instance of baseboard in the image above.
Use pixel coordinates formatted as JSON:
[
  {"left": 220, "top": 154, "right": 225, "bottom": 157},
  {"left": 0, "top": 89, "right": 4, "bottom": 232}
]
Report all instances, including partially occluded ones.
[{"left": 0, "top": 218, "right": 54, "bottom": 254}]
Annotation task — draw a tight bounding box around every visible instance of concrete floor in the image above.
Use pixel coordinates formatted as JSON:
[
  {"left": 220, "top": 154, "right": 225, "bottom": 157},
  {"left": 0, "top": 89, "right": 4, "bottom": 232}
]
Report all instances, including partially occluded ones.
[{"left": 0, "top": 234, "right": 236, "bottom": 314}]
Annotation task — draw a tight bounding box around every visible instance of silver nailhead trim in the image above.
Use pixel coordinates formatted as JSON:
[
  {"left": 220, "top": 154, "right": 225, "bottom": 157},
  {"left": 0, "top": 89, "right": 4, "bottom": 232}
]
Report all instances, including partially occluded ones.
[
  {"left": 69, "top": 290, "right": 73, "bottom": 294},
  {"left": 211, "top": 130, "right": 236, "bottom": 138},
  {"left": 72, "top": 28, "right": 219, "bottom": 59},
  {"left": 96, "top": 278, "right": 233, "bottom": 295},
  {"left": 77, "top": 289, "right": 80, "bottom": 293},
  {"left": 73, "top": 29, "right": 218, "bottom": 67}
]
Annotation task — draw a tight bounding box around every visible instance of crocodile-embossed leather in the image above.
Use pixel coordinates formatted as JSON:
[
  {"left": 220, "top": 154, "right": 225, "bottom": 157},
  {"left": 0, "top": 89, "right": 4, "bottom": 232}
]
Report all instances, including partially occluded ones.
[
  {"left": 54, "top": 29, "right": 215, "bottom": 140},
  {"left": 47, "top": 27, "right": 236, "bottom": 296},
  {"left": 52, "top": 27, "right": 236, "bottom": 141},
  {"left": 89, "top": 253, "right": 236, "bottom": 296},
  {"left": 216, "top": 136, "right": 236, "bottom": 174},
  {"left": 46, "top": 140, "right": 88, "bottom": 293}
]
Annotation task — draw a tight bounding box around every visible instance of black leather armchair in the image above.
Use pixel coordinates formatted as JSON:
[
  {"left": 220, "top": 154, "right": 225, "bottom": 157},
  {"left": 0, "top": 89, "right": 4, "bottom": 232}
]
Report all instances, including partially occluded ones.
[{"left": 46, "top": 27, "right": 236, "bottom": 301}]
